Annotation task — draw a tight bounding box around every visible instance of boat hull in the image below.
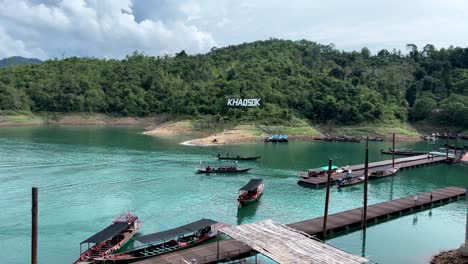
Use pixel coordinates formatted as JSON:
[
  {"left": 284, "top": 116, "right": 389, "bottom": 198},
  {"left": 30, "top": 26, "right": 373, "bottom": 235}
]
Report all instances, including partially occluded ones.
[
  {"left": 96, "top": 236, "right": 216, "bottom": 263},
  {"left": 337, "top": 177, "right": 365, "bottom": 187},
  {"left": 197, "top": 168, "right": 252, "bottom": 173},
  {"left": 217, "top": 156, "right": 261, "bottom": 161}
]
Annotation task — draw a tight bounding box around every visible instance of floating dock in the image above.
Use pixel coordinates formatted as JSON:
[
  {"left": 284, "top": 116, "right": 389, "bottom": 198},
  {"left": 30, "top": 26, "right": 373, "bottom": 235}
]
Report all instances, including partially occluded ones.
[
  {"left": 134, "top": 186, "right": 466, "bottom": 264},
  {"left": 298, "top": 154, "right": 447, "bottom": 188}
]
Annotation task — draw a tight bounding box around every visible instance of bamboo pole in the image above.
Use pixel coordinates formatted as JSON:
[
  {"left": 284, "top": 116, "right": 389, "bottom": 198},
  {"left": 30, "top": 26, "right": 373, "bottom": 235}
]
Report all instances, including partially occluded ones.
[
  {"left": 32, "top": 187, "right": 38, "bottom": 264},
  {"left": 322, "top": 159, "right": 332, "bottom": 240},
  {"left": 362, "top": 137, "right": 369, "bottom": 228}
]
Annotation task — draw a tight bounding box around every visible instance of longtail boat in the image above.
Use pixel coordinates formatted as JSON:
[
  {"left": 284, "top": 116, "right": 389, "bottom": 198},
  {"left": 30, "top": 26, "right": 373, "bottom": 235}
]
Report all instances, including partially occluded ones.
[
  {"left": 380, "top": 148, "right": 428, "bottom": 156},
  {"left": 196, "top": 164, "right": 252, "bottom": 173},
  {"left": 96, "top": 219, "right": 227, "bottom": 263},
  {"left": 73, "top": 212, "right": 140, "bottom": 264},
  {"left": 217, "top": 154, "right": 262, "bottom": 161},
  {"left": 368, "top": 167, "right": 399, "bottom": 179},
  {"left": 238, "top": 179, "right": 264, "bottom": 207}
]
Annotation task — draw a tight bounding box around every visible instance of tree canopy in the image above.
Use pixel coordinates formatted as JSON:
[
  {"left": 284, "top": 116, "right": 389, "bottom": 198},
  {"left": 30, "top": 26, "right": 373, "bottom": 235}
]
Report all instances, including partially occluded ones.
[{"left": 0, "top": 40, "right": 467, "bottom": 128}]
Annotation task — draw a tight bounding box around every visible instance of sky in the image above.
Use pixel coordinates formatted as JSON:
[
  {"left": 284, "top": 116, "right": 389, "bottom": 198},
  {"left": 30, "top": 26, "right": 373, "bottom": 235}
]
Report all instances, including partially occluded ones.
[{"left": 0, "top": 0, "right": 467, "bottom": 60}]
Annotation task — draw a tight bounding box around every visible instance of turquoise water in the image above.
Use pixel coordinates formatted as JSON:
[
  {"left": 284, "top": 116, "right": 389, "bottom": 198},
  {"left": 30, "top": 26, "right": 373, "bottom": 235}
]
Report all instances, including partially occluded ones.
[{"left": 0, "top": 126, "right": 466, "bottom": 264}]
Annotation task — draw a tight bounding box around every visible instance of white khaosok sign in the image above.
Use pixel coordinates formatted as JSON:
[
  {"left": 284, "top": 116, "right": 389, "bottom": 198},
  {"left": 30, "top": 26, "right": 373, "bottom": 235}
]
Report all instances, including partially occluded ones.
[{"left": 227, "top": 98, "right": 261, "bottom": 107}]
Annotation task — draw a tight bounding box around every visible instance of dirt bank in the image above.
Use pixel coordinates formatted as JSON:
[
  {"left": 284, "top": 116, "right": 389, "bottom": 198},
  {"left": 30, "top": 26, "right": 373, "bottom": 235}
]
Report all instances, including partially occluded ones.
[
  {"left": 182, "top": 128, "right": 261, "bottom": 146},
  {"left": 431, "top": 249, "right": 467, "bottom": 264},
  {"left": 143, "top": 121, "right": 211, "bottom": 137}
]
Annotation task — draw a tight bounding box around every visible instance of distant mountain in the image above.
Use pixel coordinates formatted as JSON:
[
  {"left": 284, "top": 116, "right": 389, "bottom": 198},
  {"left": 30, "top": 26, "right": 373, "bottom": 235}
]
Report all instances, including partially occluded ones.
[{"left": 0, "top": 56, "right": 42, "bottom": 68}]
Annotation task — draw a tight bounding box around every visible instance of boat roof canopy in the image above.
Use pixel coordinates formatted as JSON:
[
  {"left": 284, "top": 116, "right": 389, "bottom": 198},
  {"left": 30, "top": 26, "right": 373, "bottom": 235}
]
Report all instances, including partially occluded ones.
[
  {"left": 320, "top": 165, "right": 338, "bottom": 170},
  {"left": 81, "top": 222, "right": 130, "bottom": 244},
  {"left": 239, "top": 179, "right": 263, "bottom": 192},
  {"left": 135, "top": 219, "right": 217, "bottom": 245}
]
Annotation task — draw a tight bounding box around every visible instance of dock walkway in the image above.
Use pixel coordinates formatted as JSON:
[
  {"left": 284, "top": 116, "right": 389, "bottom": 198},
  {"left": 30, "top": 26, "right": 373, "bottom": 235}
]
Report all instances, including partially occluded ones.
[
  {"left": 298, "top": 154, "right": 446, "bottom": 188},
  {"left": 135, "top": 186, "right": 466, "bottom": 264}
]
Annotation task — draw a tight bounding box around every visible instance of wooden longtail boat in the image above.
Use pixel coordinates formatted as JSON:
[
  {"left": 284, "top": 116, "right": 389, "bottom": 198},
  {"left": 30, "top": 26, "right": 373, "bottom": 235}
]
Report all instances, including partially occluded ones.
[
  {"left": 196, "top": 164, "right": 252, "bottom": 173},
  {"left": 238, "top": 179, "right": 264, "bottom": 207},
  {"left": 337, "top": 175, "right": 365, "bottom": 187},
  {"left": 96, "top": 219, "right": 227, "bottom": 263},
  {"left": 380, "top": 148, "right": 428, "bottom": 156},
  {"left": 217, "top": 154, "right": 262, "bottom": 161},
  {"left": 368, "top": 167, "right": 399, "bottom": 179},
  {"left": 73, "top": 212, "right": 140, "bottom": 264}
]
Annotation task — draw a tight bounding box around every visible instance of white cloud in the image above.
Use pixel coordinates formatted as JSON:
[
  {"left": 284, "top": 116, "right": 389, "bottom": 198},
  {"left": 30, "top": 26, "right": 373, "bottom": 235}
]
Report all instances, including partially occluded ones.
[
  {"left": 0, "top": 0, "right": 467, "bottom": 59},
  {"left": 0, "top": 0, "right": 216, "bottom": 59}
]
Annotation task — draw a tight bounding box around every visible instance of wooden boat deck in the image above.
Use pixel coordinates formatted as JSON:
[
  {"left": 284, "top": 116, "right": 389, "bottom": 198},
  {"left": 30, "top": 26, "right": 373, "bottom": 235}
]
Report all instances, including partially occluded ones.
[
  {"left": 134, "top": 186, "right": 466, "bottom": 264},
  {"left": 298, "top": 154, "right": 447, "bottom": 188}
]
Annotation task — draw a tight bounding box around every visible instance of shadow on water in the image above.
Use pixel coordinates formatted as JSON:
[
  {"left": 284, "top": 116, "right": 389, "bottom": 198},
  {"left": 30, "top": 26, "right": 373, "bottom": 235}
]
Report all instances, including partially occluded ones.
[{"left": 237, "top": 200, "right": 261, "bottom": 225}]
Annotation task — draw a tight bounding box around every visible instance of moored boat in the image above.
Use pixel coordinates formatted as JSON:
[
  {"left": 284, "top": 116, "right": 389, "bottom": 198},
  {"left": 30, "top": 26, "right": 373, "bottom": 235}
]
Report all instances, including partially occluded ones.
[
  {"left": 368, "top": 167, "right": 399, "bottom": 179},
  {"left": 217, "top": 154, "right": 262, "bottom": 161},
  {"left": 197, "top": 164, "right": 252, "bottom": 173},
  {"left": 238, "top": 179, "right": 264, "bottom": 207},
  {"left": 264, "top": 135, "right": 288, "bottom": 142},
  {"left": 380, "top": 148, "right": 428, "bottom": 156},
  {"left": 337, "top": 175, "right": 365, "bottom": 187},
  {"left": 96, "top": 219, "right": 227, "bottom": 263},
  {"left": 73, "top": 212, "right": 140, "bottom": 264}
]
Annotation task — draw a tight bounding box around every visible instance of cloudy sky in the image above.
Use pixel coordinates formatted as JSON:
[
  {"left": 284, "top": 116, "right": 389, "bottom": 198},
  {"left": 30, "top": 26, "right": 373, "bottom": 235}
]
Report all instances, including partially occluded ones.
[{"left": 1, "top": 0, "right": 467, "bottom": 59}]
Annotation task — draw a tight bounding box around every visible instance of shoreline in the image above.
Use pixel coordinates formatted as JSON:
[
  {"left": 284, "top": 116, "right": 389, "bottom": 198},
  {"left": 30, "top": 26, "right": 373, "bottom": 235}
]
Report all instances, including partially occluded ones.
[
  {"left": 145, "top": 121, "right": 425, "bottom": 146},
  {"left": 0, "top": 113, "right": 156, "bottom": 127},
  {"left": 1, "top": 115, "right": 433, "bottom": 145}
]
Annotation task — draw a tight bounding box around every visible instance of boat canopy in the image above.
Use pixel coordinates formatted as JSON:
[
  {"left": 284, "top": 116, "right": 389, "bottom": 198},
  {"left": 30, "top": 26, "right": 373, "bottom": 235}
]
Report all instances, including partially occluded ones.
[
  {"left": 81, "top": 222, "right": 130, "bottom": 244},
  {"left": 320, "top": 165, "right": 338, "bottom": 170},
  {"left": 135, "top": 219, "right": 217, "bottom": 245},
  {"left": 239, "top": 179, "right": 263, "bottom": 192}
]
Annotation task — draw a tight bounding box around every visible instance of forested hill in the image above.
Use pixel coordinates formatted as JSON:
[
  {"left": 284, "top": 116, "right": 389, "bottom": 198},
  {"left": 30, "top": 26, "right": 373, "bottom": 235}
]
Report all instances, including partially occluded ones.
[
  {"left": 0, "top": 40, "right": 467, "bottom": 128},
  {"left": 0, "top": 56, "right": 42, "bottom": 68}
]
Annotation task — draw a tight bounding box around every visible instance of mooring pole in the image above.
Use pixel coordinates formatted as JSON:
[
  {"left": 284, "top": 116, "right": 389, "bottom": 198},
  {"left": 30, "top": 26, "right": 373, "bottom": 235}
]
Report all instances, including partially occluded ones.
[
  {"left": 446, "top": 136, "right": 449, "bottom": 159},
  {"left": 363, "top": 137, "right": 369, "bottom": 229},
  {"left": 361, "top": 228, "right": 367, "bottom": 257},
  {"left": 216, "top": 230, "right": 220, "bottom": 264},
  {"left": 454, "top": 135, "right": 458, "bottom": 156},
  {"left": 392, "top": 133, "right": 395, "bottom": 168},
  {"left": 460, "top": 188, "right": 468, "bottom": 256},
  {"left": 322, "top": 159, "right": 332, "bottom": 240},
  {"left": 32, "top": 187, "right": 38, "bottom": 264}
]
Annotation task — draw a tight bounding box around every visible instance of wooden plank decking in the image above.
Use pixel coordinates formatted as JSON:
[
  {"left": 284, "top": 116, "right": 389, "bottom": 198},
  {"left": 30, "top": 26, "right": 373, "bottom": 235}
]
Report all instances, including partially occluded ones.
[
  {"left": 135, "top": 186, "right": 466, "bottom": 264},
  {"left": 298, "top": 154, "right": 447, "bottom": 188}
]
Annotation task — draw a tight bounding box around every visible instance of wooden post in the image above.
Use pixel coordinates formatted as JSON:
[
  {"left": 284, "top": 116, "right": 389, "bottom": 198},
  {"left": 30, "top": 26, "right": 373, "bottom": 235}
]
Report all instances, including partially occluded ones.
[
  {"left": 361, "top": 228, "right": 367, "bottom": 257},
  {"left": 446, "top": 136, "right": 449, "bottom": 158},
  {"left": 454, "top": 135, "right": 458, "bottom": 156},
  {"left": 32, "top": 187, "right": 38, "bottom": 264},
  {"left": 216, "top": 230, "right": 220, "bottom": 264},
  {"left": 362, "top": 137, "right": 369, "bottom": 228},
  {"left": 460, "top": 188, "right": 468, "bottom": 256},
  {"left": 322, "top": 159, "right": 332, "bottom": 240},
  {"left": 392, "top": 133, "right": 395, "bottom": 168}
]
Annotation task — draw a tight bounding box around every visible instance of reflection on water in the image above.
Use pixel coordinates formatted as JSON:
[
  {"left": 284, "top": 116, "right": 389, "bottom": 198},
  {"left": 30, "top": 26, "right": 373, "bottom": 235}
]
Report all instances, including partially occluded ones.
[
  {"left": 237, "top": 200, "right": 261, "bottom": 225},
  {"left": 0, "top": 126, "right": 466, "bottom": 264}
]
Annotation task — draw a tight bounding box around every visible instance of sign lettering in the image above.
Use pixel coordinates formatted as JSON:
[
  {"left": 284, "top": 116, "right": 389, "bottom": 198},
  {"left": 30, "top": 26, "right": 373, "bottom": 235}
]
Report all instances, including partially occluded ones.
[{"left": 227, "top": 98, "right": 261, "bottom": 107}]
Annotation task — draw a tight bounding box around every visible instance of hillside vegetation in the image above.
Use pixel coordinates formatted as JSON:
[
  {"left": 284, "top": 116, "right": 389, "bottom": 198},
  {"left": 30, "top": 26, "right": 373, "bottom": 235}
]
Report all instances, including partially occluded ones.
[
  {"left": 0, "top": 56, "right": 42, "bottom": 68},
  {"left": 0, "top": 40, "right": 467, "bottom": 129}
]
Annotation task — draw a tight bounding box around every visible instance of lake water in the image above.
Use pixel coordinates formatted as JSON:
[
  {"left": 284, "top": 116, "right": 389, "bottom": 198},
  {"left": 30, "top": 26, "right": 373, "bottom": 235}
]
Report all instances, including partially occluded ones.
[{"left": 0, "top": 126, "right": 466, "bottom": 264}]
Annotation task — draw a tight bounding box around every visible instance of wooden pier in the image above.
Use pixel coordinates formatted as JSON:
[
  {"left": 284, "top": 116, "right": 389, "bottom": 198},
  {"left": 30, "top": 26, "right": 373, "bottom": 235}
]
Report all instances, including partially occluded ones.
[
  {"left": 298, "top": 154, "right": 447, "bottom": 188},
  {"left": 135, "top": 186, "right": 466, "bottom": 264},
  {"left": 289, "top": 186, "right": 466, "bottom": 237}
]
